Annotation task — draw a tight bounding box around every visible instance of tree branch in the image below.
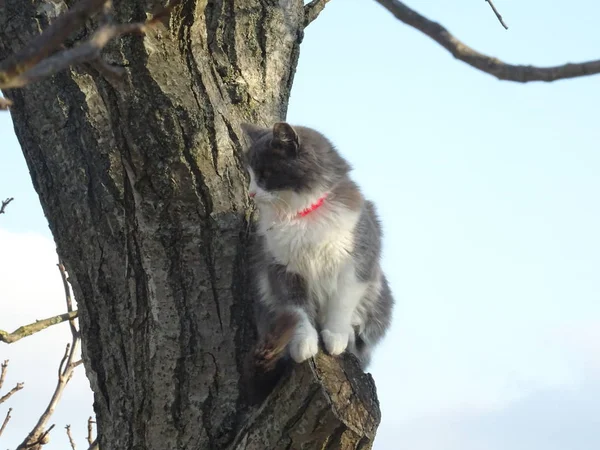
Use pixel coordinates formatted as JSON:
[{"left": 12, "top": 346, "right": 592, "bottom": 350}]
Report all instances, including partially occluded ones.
[
  {"left": 304, "top": 0, "right": 331, "bottom": 27},
  {"left": 373, "top": 0, "right": 600, "bottom": 82},
  {"left": 0, "top": 197, "right": 14, "bottom": 214},
  {"left": 58, "top": 263, "right": 78, "bottom": 338},
  {"left": 485, "top": 0, "right": 508, "bottom": 30},
  {"left": 0, "top": 311, "right": 78, "bottom": 344},
  {"left": 0, "top": 361, "right": 23, "bottom": 439},
  {"left": 16, "top": 264, "right": 83, "bottom": 450},
  {"left": 0, "top": 0, "right": 107, "bottom": 82},
  {"left": 0, "top": 360, "right": 25, "bottom": 406},
  {"left": 0, "top": 0, "right": 181, "bottom": 105},
  {"left": 233, "top": 352, "right": 380, "bottom": 449},
  {"left": 66, "top": 425, "right": 77, "bottom": 450},
  {"left": 16, "top": 341, "right": 81, "bottom": 449},
  {"left": 87, "top": 417, "right": 95, "bottom": 446},
  {"left": 0, "top": 382, "right": 24, "bottom": 405},
  {"left": 0, "top": 407, "right": 12, "bottom": 438},
  {"left": 1, "top": 22, "right": 148, "bottom": 90},
  {"left": 0, "top": 360, "right": 8, "bottom": 390}
]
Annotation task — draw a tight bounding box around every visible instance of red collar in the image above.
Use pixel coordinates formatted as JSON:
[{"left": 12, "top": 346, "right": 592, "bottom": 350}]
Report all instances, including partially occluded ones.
[{"left": 297, "top": 193, "right": 328, "bottom": 218}]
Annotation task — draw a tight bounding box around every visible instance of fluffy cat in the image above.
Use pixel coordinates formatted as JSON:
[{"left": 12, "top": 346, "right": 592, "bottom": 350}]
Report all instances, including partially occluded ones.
[{"left": 241, "top": 121, "right": 393, "bottom": 369}]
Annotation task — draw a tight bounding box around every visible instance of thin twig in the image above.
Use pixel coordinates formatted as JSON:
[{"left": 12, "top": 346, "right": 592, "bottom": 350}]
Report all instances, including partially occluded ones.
[
  {"left": 1, "top": 22, "right": 147, "bottom": 89},
  {"left": 373, "top": 0, "right": 600, "bottom": 82},
  {"left": 0, "top": 382, "right": 24, "bottom": 405},
  {"left": 87, "top": 417, "right": 94, "bottom": 446},
  {"left": 66, "top": 425, "right": 76, "bottom": 450},
  {"left": 58, "top": 263, "right": 78, "bottom": 338},
  {"left": 16, "top": 264, "right": 83, "bottom": 450},
  {"left": 485, "top": 0, "right": 508, "bottom": 30},
  {"left": 0, "top": 311, "right": 78, "bottom": 344},
  {"left": 0, "top": 197, "right": 14, "bottom": 215},
  {"left": 0, "top": 408, "right": 12, "bottom": 438},
  {"left": 58, "top": 343, "right": 72, "bottom": 378},
  {"left": 16, "top": 343, "right": 79, "bottom": 449},
  {"left": 0, "top": 360, "right": 25, "bottom": 408},
  {"left": 37, "top": 424, "right": 55, "bottom": 446},
  {"left": 304, "top": 0, "right": 331, "bottom": 27},
  {"left": 0, "top": 0, "right": 182, "bottom": 94},
  {"left": 0, "top": 360, "right": 8, "bottom": 390},
  {"left": 0, "top": 0, "right": 107, "bottom": 81}
]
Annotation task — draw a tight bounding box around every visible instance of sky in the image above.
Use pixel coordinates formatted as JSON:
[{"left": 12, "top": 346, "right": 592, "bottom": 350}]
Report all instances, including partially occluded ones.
[{"left": 1, "top": 0, "right": 599, "bottom": 449}]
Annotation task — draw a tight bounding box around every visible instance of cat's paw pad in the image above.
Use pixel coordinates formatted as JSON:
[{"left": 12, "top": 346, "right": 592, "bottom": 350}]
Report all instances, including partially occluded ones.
[
  {"left": 321, "top": 329, "right": 350, "bottom": 356},
  {"left": 289, "top": 331, "right": 319, "bottom": 363}
]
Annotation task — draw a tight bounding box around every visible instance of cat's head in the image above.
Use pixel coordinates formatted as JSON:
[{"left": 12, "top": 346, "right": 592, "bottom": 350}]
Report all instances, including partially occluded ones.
[{"left": 240, "top": 122, "right": 350, "bottom": 209}]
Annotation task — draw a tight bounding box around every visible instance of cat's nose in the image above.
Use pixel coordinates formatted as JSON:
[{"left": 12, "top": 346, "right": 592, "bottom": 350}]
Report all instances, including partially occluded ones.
[{"left": 249, "top": 191, "right": 256, "bottom": 198}]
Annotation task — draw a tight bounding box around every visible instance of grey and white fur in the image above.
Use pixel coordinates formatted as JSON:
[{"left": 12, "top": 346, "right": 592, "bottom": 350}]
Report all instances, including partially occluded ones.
[{"left": 242, "top": 122, "right": 393, "bottom": 369}]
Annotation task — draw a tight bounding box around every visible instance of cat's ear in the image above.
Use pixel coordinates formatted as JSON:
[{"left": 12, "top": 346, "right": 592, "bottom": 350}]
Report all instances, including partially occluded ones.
[
  {"left": 272, "top": 122, "right": 299, "bottom": 156},
  {"left": 240, "top": 122, "right": 266, "bottom": 145}
]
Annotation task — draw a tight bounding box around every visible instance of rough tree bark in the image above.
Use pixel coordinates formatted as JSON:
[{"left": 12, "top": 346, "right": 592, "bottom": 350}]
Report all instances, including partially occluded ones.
[{"left": 0, "top": 1, "right": 380, "bottom": 449}]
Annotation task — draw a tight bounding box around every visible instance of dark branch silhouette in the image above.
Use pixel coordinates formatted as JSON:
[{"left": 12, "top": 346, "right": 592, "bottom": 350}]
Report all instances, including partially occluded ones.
[
  {"left": 0, "top": 197, "right": 14, "bottom": 215},
  {"left": 374, "top": 0, "right": 600, "bottom": 82},
  {"left": 485, "top": 0, "right": 509, "bottom": 30},
  {"left": 0, "top": 0, "right": 181, "bottom": 109}
]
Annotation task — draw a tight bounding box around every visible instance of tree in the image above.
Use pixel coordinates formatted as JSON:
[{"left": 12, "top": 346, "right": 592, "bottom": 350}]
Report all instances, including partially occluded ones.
[{"left": 0, "top": 1, "right": 597, "bottom": 449}]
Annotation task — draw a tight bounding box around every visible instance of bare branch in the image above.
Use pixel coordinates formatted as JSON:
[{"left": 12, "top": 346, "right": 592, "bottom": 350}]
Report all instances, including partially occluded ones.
[
  {"left": 0, "top": 311, "right": 78, "bottom": 344},
  {"left": 0, "top": 197, "right": 14, "bottom": 215},
  {"left": 0, "top": 360, "right": 8, "bottom": 390},
  {"left": 87, "top": 417, "right": 95, "bottom": 446},
  {"left": 0, "top": 0, "right": 107, "bottom": 82},
  {"left": 66, "top": 425, "right": 76, "bottom": 450},
  {"left": 373, "top": 0, "right": 600, "bottom": 82},
  {"left": 17, "top": 264, "right": 83, "bottom": 449},
  {"left": 1, "top": 22, "right": 147, "bottom": 90},
  {"left": 0, "top": 382, "right": 24, "bottom": 405},
  {"left": 485, "top": 0, "right": 508, "bottom": 30},
  {"left": 58, "top": 343, "right": 72, "bottom": 379},
  {"left": 87, "top": 440, "right": 99, "bottom": 450},
  {"left": 0, "top": 361, "right": 24, "bottom": 411},
  {"left": 304, "top": 0, "right": 331, "bottom": 27},
  {"left": 58, "top": 263, "right": 78, "bottom": 338},
  {"left": 0, "top": 408, "right": 12, "bottom": 438},
  {"left": 0, "top": 0, "right": 182, "bottom": 104},
  {"left": 16, "top": 340, "right": 80, "bottom": 449}
]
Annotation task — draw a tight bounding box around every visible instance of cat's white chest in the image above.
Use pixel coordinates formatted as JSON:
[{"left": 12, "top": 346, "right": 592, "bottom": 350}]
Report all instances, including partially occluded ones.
[{"left": 260, "top": 207, "right": 359, "bottom": 286}]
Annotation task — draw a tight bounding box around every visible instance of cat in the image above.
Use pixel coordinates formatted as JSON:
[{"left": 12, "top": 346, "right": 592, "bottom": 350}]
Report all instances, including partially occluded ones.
[{"left": 241, "top": 121, "right": 393, "bottom": 369}]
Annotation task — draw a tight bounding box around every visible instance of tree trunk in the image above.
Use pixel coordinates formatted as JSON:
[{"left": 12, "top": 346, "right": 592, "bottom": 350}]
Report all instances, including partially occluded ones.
[{"left": 0, "top": 1, "right": 381, "bottom": 449}]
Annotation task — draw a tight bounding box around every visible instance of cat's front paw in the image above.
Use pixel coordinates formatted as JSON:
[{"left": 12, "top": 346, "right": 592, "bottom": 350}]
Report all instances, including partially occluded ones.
[
  {"left": 321, "top": 329, "right": 351, "bottom": 356},
  {"left": 289, "top": 328, "right": 319, "bottom": 363}
]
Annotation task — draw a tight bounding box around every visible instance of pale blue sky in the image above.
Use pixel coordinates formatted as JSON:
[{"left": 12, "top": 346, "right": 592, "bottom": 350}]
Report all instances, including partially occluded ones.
[{"left": 1, "top": 0, "right": 599, "bottom": 449}]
